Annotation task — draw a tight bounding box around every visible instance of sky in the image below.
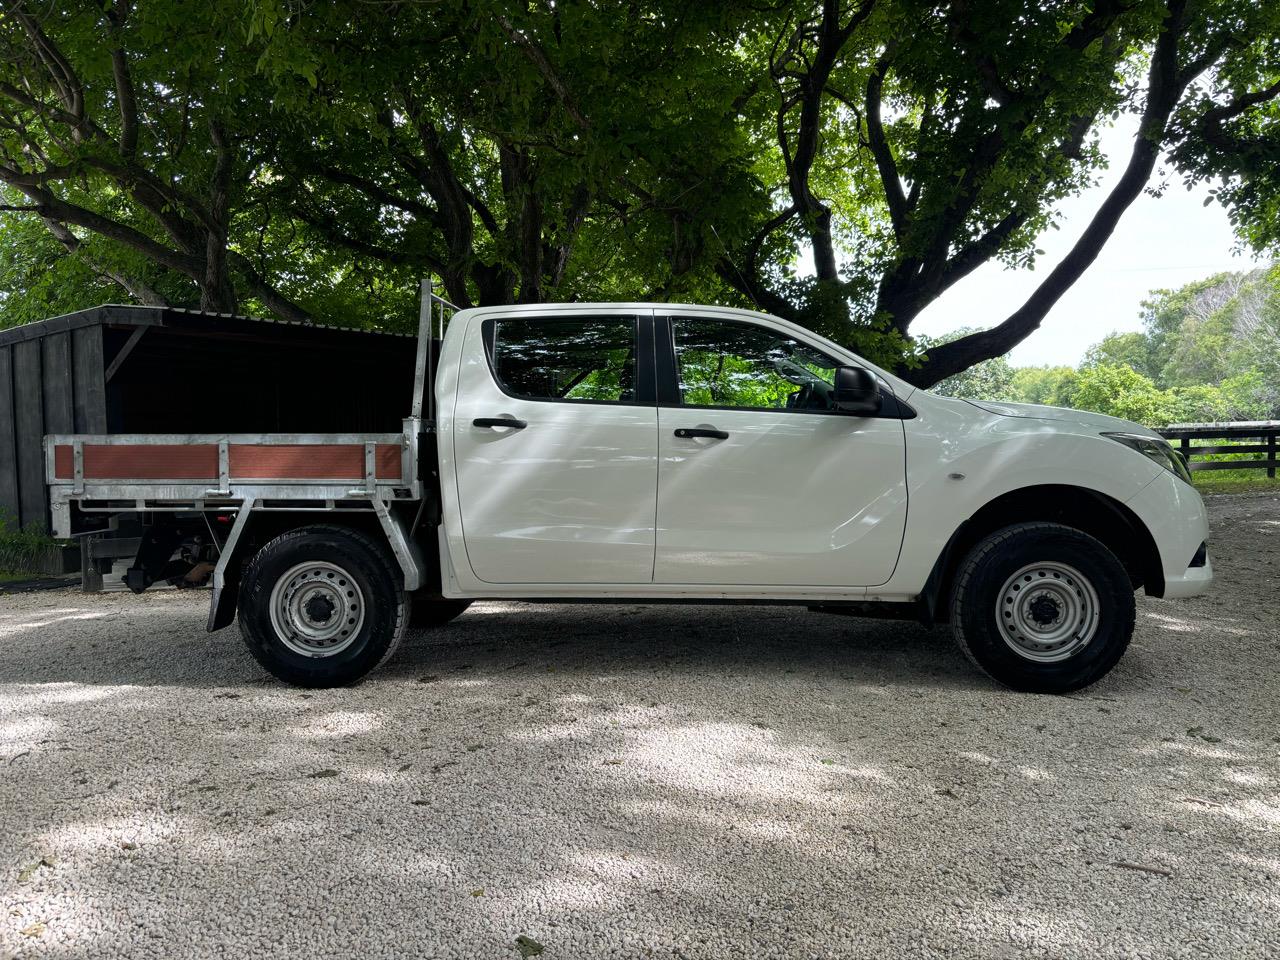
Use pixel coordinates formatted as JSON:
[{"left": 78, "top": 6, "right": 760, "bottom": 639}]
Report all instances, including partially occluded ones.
[{"left": 907, "top": 116, "right": 1270, "bottom": 367}]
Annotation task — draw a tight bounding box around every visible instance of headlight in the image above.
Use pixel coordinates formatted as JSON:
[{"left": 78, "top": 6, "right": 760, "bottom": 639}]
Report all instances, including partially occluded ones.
[{"left": 1102, "top": 432, "right": 1192, "bottom": 485}]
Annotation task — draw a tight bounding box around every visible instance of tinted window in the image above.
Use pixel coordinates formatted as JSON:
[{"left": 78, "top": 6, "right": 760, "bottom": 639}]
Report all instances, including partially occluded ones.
[
  {"left": 489, "top": 317, "right": 637, "bottom": 403},
  {"left": 672, "top": 318, "right": 841, "bottom": 412}
]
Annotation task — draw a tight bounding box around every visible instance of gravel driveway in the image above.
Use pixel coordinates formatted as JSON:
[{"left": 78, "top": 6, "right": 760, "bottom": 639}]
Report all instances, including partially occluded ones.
[{"left": 2, "top": 494, "right": 1278, "bottom": 959}]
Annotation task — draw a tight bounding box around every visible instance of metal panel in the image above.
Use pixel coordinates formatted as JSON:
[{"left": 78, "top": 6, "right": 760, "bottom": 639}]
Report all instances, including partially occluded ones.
[
  {"left": 0, "top": 346, "right": 17, "bottom": 524},
  {"left": 13, "top": 339, "right": 45, "bottom": 529},
  {"left": 53, "top": 444, "right": 72, "bottom": 479},
  {"left": 257, "top": 442, "right": 399, "bottom": 480},
  {"left": 71, "top": 324, "right": 106, "bottom": 434},
  {"left": 84, "top": 444, "right": 220, "bottom": 479},
  {"left": 230, "top": 443, "right": 378, "bottom": 480}
]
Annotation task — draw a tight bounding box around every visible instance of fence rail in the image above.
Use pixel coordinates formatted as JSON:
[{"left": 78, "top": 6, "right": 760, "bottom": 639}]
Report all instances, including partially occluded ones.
[{"left": 1158, "top": 421, "right": 1280, "bottom": 477}]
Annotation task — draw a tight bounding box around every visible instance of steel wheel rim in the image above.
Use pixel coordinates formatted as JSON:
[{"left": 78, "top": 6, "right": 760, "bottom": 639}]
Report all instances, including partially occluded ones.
[
  {"left": 269, "top": 561, "right": 365, "bottom": 658},
  {"left": 995, "top": 560, "right": 1099, "bottom": 663}
]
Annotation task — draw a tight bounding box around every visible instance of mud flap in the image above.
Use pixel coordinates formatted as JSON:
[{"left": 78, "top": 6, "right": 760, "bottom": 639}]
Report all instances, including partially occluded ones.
[
  {"left": 372, "top": 498, "right": 427, "bottom": 592},
  {"left": 206, "top": 500, "right": 255, "bottom": 633}
]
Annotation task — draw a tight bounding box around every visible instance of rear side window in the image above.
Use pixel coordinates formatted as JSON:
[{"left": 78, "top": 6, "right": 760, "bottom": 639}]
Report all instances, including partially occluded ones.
[{"left": 487, "top": 317, "right": 637, "bottom": 403}]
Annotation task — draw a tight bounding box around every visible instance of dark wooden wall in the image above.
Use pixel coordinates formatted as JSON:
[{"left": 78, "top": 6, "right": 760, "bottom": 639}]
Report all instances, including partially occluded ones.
[{"left": 0, "top": 325, "right": 106, "bottom": 531}]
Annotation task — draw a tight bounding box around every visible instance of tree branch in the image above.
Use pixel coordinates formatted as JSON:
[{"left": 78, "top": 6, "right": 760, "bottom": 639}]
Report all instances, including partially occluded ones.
[
  {"left": 865, "top": 46, "right": 907, "bottom": 239},
  {"left": 228, "top": 251, "right": 313, "bottom": 325},
  {"left": 715, "top": 257, "right": 802, "bottom": 321},
  {"left": 906, "top": 0, "right": 1190, "bottom": 387},
  {"left": 2, "top": 180, "right": 204, "bottom": 278},
  {"left": 106, "top": 1, "right": 139, "bottom": 156},
  {"left": 38, "top": 215, "right": 169, "bottom": 306},
  {"left": 496, "top": 14, "right": 589, "bottom": 130}
]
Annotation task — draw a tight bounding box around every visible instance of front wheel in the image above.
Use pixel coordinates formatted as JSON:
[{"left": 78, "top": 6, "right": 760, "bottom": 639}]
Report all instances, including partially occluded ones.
[
  {"left": 949, "top": 522, "right": 1136, "bottom": 693},
  {"left": 238, "top": 525, "right": 408, "bottom": 687}
]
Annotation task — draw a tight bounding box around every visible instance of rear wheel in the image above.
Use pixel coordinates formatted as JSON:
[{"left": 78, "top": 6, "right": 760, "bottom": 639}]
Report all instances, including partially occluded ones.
[
  {"left": 238, "top": 525, "right": 408, "bottom": 687},
  {"left": 950, "top": 522, "right": 1135, "bottom": 693}
]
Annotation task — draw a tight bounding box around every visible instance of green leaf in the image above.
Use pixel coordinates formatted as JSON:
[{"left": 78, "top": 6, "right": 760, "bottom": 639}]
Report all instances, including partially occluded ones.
[{"left": 515, "top": 935, "right": 544, "bottom": 957}]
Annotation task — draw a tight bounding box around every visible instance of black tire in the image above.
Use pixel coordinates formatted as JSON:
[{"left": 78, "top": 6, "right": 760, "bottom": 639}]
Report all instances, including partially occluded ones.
[
  {"left": 237, "top": 524, "right": 408, "bottom": 687},
  {"left": 949, "top": 522, "right": 1136, "bottom": 694},
  {"left": 408, "top": 596, "right": 472, "bottom": 630}
]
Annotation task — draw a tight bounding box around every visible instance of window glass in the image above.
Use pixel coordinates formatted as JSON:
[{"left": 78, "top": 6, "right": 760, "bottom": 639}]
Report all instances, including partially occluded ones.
[
  {"left": 489, "top": 317, "right": 637, "bottom": 403},
  {"left": 672, "top": 318, "right": 841, "bottom": 411}
]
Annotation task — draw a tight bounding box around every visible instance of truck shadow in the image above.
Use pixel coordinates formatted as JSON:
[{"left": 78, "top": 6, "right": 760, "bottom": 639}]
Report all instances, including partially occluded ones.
[
  {"left": 0, "top": 593, "right": 985, "bottom": 692},
  {"left": 391, "top": 602, "right": 985, "bottom": 693}
]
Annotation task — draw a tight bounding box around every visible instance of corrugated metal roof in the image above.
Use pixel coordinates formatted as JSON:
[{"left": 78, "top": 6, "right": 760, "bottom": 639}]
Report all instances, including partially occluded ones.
[{"left": 0, "top": 304, "right": 413, "bottom": 347}]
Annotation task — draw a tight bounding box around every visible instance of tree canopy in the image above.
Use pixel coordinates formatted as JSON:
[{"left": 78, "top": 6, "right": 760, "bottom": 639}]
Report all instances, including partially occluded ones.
[{"left": 2, "top": 1, "right": 1279, "bottom": 383}]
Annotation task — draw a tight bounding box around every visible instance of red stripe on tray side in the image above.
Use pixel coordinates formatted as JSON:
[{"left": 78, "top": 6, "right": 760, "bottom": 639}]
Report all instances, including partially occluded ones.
[
  {"left": 82, "top": 444, "right": 219, "bottom": 480},
  {"left": 228, "top": 444, "right": 403, "bottom": 481},
  {"left": 53, "top": 444, "right": 72, "bottom": 479}
]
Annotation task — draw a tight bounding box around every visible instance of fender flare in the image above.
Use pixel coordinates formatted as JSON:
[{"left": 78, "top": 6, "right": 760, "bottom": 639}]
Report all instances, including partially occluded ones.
[{"left": 205, "top": 499, "right": 428, "bottom": 632}]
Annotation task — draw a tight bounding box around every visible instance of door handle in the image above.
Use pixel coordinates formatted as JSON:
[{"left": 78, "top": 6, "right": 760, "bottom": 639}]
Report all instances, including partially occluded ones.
[
  {"left": 674, "top": 427, "right": 728, "bottom": 440},
  {"left": 473, "top": 417, "right": 527, "bottom": 430}
]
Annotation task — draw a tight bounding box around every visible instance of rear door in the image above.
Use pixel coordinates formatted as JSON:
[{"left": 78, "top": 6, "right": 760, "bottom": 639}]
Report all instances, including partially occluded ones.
[
  {"left": 451, "top": 309, "right": 658, "bottom": 584},
  {"left": 653, "top": 313, "right": 908, "bottom": 587}
]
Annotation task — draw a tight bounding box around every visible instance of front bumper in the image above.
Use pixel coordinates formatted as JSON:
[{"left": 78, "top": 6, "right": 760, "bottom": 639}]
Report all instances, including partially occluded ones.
[
  {"left": 1124, "top": 471, "right": 1212, "bottom": 599},
  {"left": 1162, "top": 555, "right": 1213, "bottom": 598}
]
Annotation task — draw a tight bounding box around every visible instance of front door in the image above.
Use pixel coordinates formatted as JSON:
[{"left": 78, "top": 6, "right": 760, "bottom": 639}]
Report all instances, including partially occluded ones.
[
  {"left": 452, "top": 310, "right": 658, "bottom": 584},
  {"left": 654, "top": 314, "right": 908, "bottom": 587}
]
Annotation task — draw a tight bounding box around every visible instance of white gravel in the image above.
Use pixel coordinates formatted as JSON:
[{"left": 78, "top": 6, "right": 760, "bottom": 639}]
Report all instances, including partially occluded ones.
[{"left": 2, "top": 493, "right": 1278, "bottom": 959}]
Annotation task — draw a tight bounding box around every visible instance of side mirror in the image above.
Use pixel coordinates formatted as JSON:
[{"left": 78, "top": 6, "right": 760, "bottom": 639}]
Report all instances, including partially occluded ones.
[{"left": 833, "top": 365, "right": 880, "bottom": 414}]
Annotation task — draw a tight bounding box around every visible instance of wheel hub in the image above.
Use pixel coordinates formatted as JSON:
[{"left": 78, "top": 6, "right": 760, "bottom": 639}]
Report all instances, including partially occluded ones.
[
  {"left": 995, "top": 561, "right": 1099, "bottom": 663},
  {"left": 1027, "top": 595, "right": 1062, "bottom": 628},
  {"left": 269, "top": 561, "right": 365, "bottom": 658},
  {"left": 304, "top": 593, "right": 336, "bottom": 624}
]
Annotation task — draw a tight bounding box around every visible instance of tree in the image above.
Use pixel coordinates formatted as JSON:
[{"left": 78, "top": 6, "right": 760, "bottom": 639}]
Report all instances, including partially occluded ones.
[
  {"left": 245, "top": 0, "right": 769, "bottom": 313},
  {"left": 0, "top": 210, "right": 117, "bottom": 327},
  {"left": 1138, "top": 266, "right": 1280, "bottom": 391},
  {"left": 717, "top": 0, "right": 1280, "bottom": 384},
  {"left": 1073, "top": 363, "right": 1178, "bottom": 426},
  {"left": 3, "top": 0, "right": 1280, "bottom": 391},
  {"left": 0, "top": 1, "right": 317, "bottom": 319},
  {"left": 1082, "top": 332, "right": 1158, "bottom": 381},
  {"left": 1008, "top": 366, "right": 1080, "bottom": 407}
]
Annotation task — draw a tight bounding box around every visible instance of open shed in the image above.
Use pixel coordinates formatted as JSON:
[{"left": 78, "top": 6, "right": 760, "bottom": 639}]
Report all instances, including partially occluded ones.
[{"left": 0, "top": 305, "right": 417, "bottom": 536}]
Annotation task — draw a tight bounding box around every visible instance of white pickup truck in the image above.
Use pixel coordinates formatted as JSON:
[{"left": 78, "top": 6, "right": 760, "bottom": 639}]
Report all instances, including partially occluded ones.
[{"left": 46, "top": 285, "right": 1211, "bottom": 693}]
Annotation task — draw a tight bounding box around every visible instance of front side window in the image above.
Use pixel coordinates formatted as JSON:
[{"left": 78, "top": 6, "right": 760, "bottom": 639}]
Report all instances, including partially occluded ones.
[
  {"left": 488, "top": 317, "right": 637, "bottom": 403},
  {"left": 671, "top": 317, "right": 840, "bottom": 412}
]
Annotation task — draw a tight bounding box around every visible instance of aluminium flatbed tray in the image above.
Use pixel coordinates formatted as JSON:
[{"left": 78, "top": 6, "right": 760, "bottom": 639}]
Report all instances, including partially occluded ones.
[{"left": 44, "top": 427, "right": 422, "bottom": 538}]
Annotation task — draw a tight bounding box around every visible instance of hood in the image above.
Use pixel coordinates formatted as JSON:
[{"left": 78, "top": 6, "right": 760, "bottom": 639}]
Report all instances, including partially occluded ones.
[{"left": 964, "top": 399, "right": 1161, "bottom": 438}]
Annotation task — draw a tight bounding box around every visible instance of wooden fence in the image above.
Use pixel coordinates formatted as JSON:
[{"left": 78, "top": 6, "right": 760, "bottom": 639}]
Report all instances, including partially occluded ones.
[{"left": 1158, "top": 421, "right": 1280, "bottom": 477}]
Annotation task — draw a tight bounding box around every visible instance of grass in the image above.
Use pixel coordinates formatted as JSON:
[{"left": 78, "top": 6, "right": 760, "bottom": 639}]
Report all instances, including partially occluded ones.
[
  {"left": 0, "top": 511, "right": 62, "bottom": 580},
  {"left": 1191, "top": 472, "right": 1280, "bottom": 496}
]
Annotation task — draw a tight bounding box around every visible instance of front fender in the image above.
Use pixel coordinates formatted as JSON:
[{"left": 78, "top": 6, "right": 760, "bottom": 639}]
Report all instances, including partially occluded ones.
[{"left": 879, "top": 406, "right": 1164, "bottom": 597}]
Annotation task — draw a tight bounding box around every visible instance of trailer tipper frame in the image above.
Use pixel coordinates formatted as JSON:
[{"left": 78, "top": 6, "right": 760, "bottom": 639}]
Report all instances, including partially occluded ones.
[{"left": 43, "top": 282, "right": 455, "bottom": 629}]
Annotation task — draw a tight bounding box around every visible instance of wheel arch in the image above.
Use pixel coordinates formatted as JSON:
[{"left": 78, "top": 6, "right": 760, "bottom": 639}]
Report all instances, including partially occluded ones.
[
  {"left": 921, "top": 483, "right": 1165, "bottom": 624},
  {"left": 206, "top": 508, "right": 426, "bottom": 633}
]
